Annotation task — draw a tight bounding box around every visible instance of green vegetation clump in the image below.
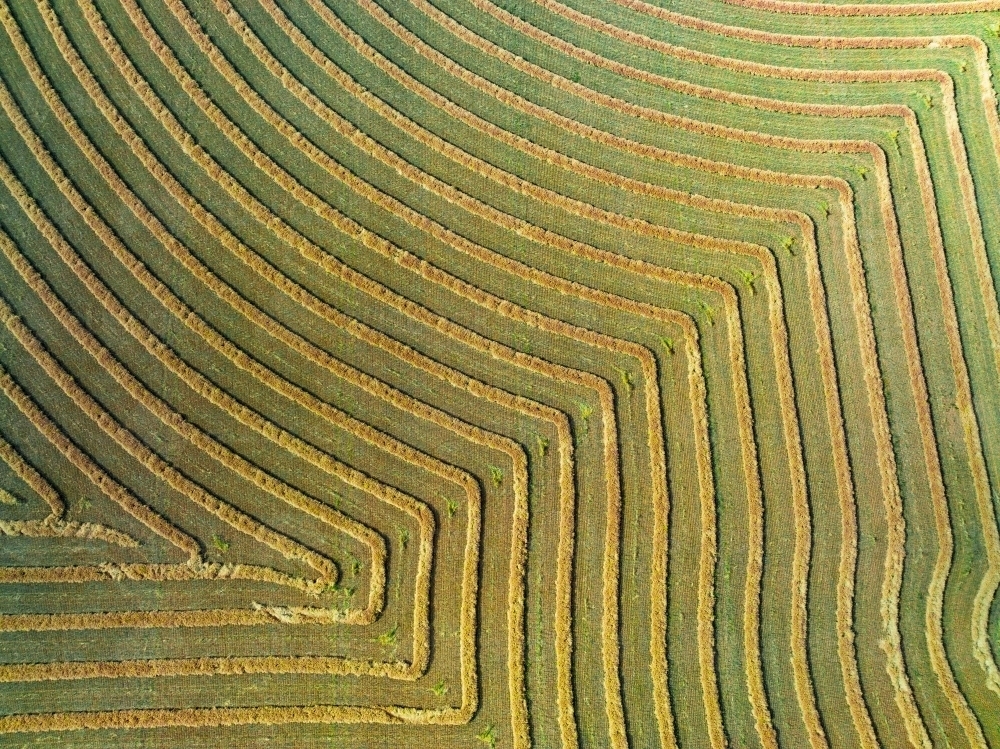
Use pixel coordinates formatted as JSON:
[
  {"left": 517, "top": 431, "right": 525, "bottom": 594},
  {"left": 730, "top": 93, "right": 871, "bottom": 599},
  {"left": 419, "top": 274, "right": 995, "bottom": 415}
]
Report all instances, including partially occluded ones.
[
  {"left": 489, "top": 465, "right": 503, "bottom": 488},
  {"left": 535, "top": 433, "right": 549, "bottom": 456},
  {"left": 578, "top": 402, "right": 594, "bottom": 433},
  {"left": 375, "top": 624, "right": 398, "bottom": 648},
  {"left": 476, "top": 724, "right": 498, "bottom": 748},
  {"left": 612, "top": 365, "right": 634, "bottom": 397},
  {"left": 697, "top": 300, "right": 715, "bottom": 326}
]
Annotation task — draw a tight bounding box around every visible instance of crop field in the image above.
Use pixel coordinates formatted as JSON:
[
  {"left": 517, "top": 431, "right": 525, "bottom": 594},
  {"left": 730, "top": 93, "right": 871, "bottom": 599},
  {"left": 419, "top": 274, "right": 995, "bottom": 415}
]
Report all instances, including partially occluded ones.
[{"left": 1, "top": 0, "right": 1000, "bottom": 746}]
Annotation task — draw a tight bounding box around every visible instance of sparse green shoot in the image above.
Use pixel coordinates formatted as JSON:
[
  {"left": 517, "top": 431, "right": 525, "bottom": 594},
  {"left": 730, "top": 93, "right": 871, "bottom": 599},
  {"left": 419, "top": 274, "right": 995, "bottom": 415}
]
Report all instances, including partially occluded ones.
[
  {"left": 887, "top": 129, "right": 900, "bottom": 153},
  {"left": 432, "top": 680, "right": 449, "bottom": 697},
  {"left": 489, "top": 465, "right": 503, "bottom": 488},
  {"left": 612, "top": 366, "right": 634, "bottom": 397},
  {"left": 697, "top": 300, "right": 715, "bottom": 326},
  {"left": 375, "top": 623, "right": 398, "bottom": 647},
  {"left": 959, "top": 61, "right": 968, "bottom": 73},
  {"left": 658, "top": 335, "right": 674, "bottom": 355},
  {"left": 446, "top": 498, "right": 460, "bottom": 518},
  {"left": 818, "top": 200, "right": 830, "bottom": 219},
  {"left": 512, "top": 333, "right": 532, "bottom": 353},
  {"left": 327, "top": 583, "right": 356, "bottom": 613},
  {"left": 922, "top": 93, "right": 934, "bottom": 109},
  {"left": 853, "top": 165, "right": 869, "bottom": 181},
  {"left": 346, "top": 552, "right": 361, "bottom": 577},
  {"left": 477, "top": 724, "right": 498, "bottom": 748},
  {"left": 579, "top": 402, "right": 594, "bottom": 433},
  {"left": 737, "top": 269, "right": 756, "bottom": 295},
  {"left": 211, "top": 533, "right": 230, "bottom": 553},
  {"left": 535, "top": 433, "right": 549, "bottom": 456},
  {"left": 989, "top": 20, "right": 1000, "bottom": 37},
  {"left": 398, "top": 528, "right": 409, "bottom": 550},
  {"left": 780, "top": 235, "right": 796, "bottom": 256}
]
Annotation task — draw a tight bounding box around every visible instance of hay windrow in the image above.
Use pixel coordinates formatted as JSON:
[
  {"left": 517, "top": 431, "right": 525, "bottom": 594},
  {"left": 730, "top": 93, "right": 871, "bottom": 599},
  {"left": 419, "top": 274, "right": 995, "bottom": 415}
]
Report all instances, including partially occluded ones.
[{"left": 3, "top": 0, "right": 1000, "bottom": 744}]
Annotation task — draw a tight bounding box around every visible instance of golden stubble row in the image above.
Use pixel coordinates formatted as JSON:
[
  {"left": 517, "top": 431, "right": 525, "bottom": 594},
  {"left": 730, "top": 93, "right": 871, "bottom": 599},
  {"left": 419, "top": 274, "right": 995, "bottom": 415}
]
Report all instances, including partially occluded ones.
[
  {"left": 240, "top": 1, "right": 892, "bottom": 746},
  {"left": 82, "top": 1, "right": 720, "bottom": 746},
  {"left": 0, "top": 432, "right": 137, "bottom": 548},
  {"left": 107, "top": 0, "right": 936, "bottom": 744},
  {"left": 719, "top": 0, "right": 1000, "bottom": 16},
  {"left": 401, "top": 0, "right": 1000, "bottom": 743},
  {"left": 1, "top": 0, "right": 626, "bottom": 736},
  {"left": 0, "top": 14, "right": 500, "bottom": 730}
]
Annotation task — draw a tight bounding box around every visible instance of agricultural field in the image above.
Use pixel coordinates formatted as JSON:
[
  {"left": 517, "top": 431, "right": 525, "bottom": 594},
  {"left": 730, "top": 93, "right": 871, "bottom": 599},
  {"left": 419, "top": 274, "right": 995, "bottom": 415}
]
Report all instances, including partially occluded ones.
[{"left": 0, "top": 0, "right": 999, "bottom": 746}]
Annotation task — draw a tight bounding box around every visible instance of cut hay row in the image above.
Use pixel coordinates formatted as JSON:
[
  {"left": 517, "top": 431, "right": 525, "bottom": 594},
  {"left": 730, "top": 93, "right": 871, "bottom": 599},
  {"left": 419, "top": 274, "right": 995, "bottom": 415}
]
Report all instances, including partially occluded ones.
[
  {"left": 364, "top": 4, "right": 904, "bottom": 744},
  {"left": 0, "top": 433, "right": 138, "bottom": 548},
  {"left": 5, "top": 0, "right": 632, "bottom": 740},
  {"left": 2, "top": 0, "right": 999, "bottom": 745},
  {"left": 719, "top": 0, "right": 1000, "bottom": 16},
  {"left": 0, "top": 517, "right": 137, "bottom": 547},
  {"left": 520, "top": 2, "right": 1000, "bottom": 744},
  {"left": 80, "top": 1, "right": 741, "bottom": 745},
  {"left": 398, "top": 0, "right": 1000, "bottom": 740}
]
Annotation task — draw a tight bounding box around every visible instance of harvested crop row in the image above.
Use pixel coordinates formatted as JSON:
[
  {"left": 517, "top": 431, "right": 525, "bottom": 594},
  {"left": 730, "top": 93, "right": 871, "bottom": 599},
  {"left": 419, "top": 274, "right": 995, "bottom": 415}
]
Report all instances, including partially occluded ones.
[
  {"left": 364, "top": 4, "right": 912, "bottom": 744},
  {"left": 315, "top": 28, "right": 903, "bottom": 736},
  {"left": 79, "top": 2, "right": 734, "bottom": 745},
  {"left": 5, "top": 0, "right": 632, "bottom": 740},
  {"left": 402, "top": 1, "right": 1000, "bottom": 736},
  {"left": 4, "top": 0, "right": 999, "bottom": 745},
  {"left": 99, "top": 0, "right": 920, "bottom": 744}
]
